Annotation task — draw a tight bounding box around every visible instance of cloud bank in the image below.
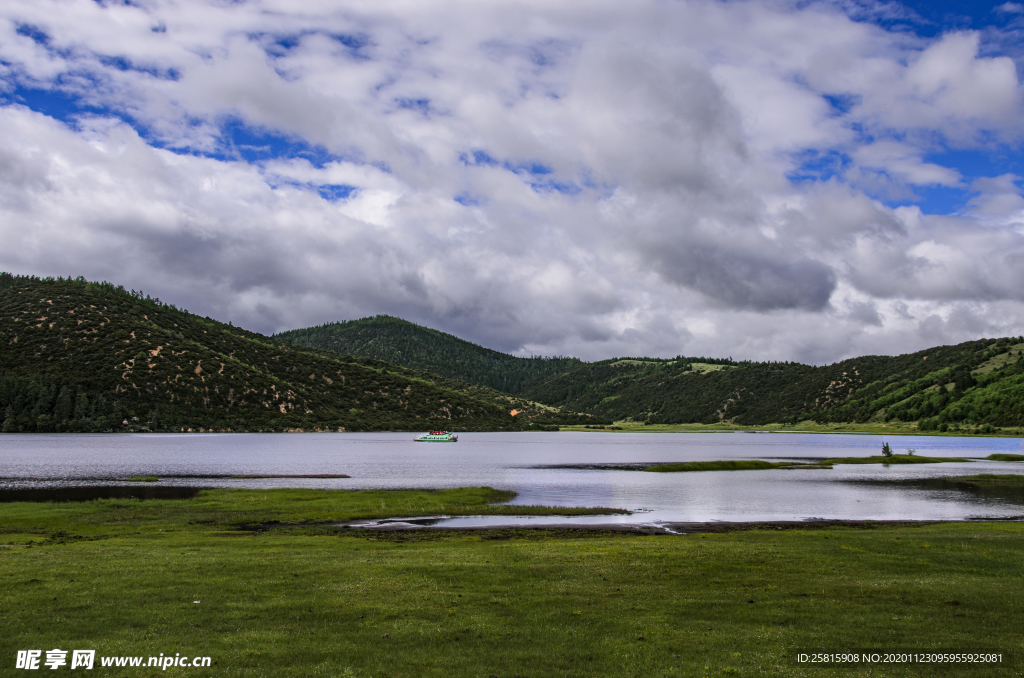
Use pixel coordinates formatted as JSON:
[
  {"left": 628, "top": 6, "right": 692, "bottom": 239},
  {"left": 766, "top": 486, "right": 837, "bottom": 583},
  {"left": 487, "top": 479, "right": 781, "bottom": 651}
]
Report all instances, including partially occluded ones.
[{"left": 1, "top": 0, "right": 1023, "bottom": 363}]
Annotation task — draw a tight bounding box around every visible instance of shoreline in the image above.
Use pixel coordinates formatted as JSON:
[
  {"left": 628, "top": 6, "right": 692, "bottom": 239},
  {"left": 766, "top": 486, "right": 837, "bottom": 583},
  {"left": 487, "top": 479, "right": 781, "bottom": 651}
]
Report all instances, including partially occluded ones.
[
  {"left": 2, "top": 426, "right": 1023, "bottom": 437},
  {"left": 561, "top": 424, "right": 1024, "bottom": 438},
  {"left": 347, "top": 517, "right": 1023, "bottom": 535}
]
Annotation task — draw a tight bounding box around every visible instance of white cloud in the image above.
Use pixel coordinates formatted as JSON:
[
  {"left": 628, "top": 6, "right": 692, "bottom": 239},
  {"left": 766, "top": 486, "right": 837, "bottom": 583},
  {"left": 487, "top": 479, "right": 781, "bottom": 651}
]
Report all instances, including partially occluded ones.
[
  {"left": 965, "top": 174, "right": 1024, "bottom": 224},
  {"left": 0, "top": 0, "right": 1023, "bottom": 364},
  {"left": 852, "top": 141, "right": 961, "bottom": 187}
]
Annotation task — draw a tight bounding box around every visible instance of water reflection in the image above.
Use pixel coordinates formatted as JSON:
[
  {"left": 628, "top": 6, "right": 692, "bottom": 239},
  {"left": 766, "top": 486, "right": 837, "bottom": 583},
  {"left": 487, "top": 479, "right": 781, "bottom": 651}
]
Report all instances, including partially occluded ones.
[{"left": 0, "top": 431, "right": 1021, "bottom": 522}]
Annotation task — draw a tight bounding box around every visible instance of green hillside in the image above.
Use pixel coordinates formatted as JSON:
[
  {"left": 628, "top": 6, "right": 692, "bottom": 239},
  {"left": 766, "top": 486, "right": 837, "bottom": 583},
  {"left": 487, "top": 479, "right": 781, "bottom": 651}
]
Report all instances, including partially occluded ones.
[
  {"left": 0, "top": 274, "right": 539, "bottom": 433},
  {"left": 274, "top": 316, "right": 582, "bottom": 394},
  {"left": 21, "top": 269, "right": 1018, "bottom": 434},
  {"left": 519, "top": 339, "right": 1024, "bottom": 430},
  {"left": 274, "top": 312, "right": 1024, "bottom": 430}
]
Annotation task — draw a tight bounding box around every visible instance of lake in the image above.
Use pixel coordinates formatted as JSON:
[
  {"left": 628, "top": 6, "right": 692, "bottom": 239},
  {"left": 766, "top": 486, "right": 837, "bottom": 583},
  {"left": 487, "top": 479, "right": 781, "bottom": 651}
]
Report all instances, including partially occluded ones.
[{"left": 1, "top": 431, "right": 1022, "bottom": 527}]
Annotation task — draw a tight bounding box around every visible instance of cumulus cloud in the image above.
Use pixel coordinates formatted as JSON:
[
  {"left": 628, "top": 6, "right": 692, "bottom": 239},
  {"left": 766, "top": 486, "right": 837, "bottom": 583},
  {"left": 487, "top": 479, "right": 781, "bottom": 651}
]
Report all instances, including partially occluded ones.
[{"left": 0, "top": 0, "right": 1023, "bottom": 364}]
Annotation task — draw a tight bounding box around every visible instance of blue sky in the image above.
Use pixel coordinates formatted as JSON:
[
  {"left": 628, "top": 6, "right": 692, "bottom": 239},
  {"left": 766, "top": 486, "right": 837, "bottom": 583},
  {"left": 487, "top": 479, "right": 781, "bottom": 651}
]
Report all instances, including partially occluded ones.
[
  {"left": 0, "top": 0, "right": 1022, "bottom": 364},
  {"left": 836, "top": 0, "right": 1024, "bottom": 215}
]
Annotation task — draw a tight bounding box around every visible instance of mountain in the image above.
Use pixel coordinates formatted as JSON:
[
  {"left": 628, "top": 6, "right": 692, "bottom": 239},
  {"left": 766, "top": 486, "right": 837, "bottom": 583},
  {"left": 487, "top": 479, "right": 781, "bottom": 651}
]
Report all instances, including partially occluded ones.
[
  {"left": 278, "top": 314, "right": 1024, "bottom": 430},
  {"left": 517, "top": 341, "right": 1024, "bottom": 430},
  {"left": 274, "top": 316, "right": 582, "bottom": 395},
  {"left": 15, "top": 270, "right": 1018, "bottom": 434},
  {"left": 0, "top": 273, "right": 542, "bottom": 433}
]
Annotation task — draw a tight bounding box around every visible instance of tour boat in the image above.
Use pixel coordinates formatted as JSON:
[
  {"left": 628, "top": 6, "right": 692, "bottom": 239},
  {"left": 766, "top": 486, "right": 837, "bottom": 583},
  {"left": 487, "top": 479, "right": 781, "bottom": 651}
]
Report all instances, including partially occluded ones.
[{"left": 414, "top": 430, "right": 458, "bottom": 442}]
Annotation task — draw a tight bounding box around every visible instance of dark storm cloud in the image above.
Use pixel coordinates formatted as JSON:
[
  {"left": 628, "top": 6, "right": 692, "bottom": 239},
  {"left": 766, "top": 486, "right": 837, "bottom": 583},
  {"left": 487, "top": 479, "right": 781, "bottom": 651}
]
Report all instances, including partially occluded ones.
[{"left": 650, "top": 241, "right": 837, "bottom": 311}]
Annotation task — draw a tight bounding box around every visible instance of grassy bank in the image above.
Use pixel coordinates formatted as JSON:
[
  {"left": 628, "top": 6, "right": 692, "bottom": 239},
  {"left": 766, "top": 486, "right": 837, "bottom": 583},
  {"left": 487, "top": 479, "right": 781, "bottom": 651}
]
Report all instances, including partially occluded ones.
[
  {"left": 826, "top": 454, "right": 969, "bottom": 465},
  {"left": 2, "top": 491, "right": 1023, "bottom": 676},
  {"left": 0, "top": 488, "right": 625, "bottom": 539},
  {"left": 644, "top": 456, "right": 971, "bottom": 473},
  {"left": 562, "top": 421, "right": 1024, "bottom": 437},
  {"left": 644, "top": 460, "right": 828, "bottom": 473}
]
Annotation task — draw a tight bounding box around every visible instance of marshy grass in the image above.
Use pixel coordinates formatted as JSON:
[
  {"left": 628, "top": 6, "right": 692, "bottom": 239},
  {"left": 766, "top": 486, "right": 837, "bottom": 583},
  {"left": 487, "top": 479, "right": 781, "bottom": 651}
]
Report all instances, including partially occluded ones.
[
  {"left": 644, "top": 460, "right": 830, "bottom": 472},
  {"left": 825, "top": 454, "right": 969, "bottom": 465},
  {"left": 630, "top": 453, "right": 987, "bottom": 474},
  {"left": 986, "top": 454, "right": 1024, "bottom": 462},
  {"left": 643, "top": 455, "right": 975, "bottom": 472},
  {"left": 0, "top": 487, "right": 623, "bottom": 538}
]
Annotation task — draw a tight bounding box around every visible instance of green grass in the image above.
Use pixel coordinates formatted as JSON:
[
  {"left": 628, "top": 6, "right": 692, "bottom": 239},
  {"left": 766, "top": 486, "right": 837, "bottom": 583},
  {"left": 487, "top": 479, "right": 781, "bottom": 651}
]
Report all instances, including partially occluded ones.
[
  {"left": 644, "top": 460, "right": 829, "bottom": 472},
  {"left": 644, "top": 456, "right": 975, "bottom": 472},
  {"left": 127, "top": 476, "right": 159, "bottom": 482},
  {"left": 1, "top": 493, "right": 1022, "bottom": 676},
  {"left": 0, "top": 488, "right": 625, "bottom": 538},
  {"left": 986, "top": 454, "right": 1024, "bottom": 462},
  {"left": 826, "top": 454, "right": 969, "bottom": 465}
]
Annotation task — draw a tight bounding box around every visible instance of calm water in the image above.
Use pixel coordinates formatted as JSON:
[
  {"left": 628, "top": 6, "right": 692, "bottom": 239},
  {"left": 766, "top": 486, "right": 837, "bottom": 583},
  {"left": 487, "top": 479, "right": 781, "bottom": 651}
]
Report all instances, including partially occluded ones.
[{"left": 1, "top": 431, "right": 1022, "bottom": 525}]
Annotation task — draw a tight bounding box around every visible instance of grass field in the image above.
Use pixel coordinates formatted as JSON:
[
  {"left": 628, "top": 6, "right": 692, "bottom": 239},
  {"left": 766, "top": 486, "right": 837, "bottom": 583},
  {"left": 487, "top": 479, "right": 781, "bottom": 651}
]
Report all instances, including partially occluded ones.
[{"left": 2, "top": 489, "right": 1022, "bottom": 676}]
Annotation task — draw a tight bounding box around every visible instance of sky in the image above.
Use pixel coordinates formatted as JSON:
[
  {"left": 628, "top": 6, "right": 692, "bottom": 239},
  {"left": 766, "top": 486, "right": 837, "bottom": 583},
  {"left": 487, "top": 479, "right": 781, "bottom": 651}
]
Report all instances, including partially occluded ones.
[{"left": 1, "top": 0, "right": 1023, "bottom": 364}]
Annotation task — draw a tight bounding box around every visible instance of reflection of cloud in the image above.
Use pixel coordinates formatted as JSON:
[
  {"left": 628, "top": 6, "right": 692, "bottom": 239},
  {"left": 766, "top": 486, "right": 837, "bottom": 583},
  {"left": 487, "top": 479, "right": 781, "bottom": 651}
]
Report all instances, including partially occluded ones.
[{"left": 0, "top": 1, "right": 1022, "bottom": 364}]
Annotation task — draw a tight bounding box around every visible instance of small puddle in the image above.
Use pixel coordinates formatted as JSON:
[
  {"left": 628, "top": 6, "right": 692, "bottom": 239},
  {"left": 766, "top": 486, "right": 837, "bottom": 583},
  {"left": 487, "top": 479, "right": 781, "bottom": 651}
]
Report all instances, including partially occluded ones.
[{"left": 359, "top": 517, "right": 447, "bottom": 528}]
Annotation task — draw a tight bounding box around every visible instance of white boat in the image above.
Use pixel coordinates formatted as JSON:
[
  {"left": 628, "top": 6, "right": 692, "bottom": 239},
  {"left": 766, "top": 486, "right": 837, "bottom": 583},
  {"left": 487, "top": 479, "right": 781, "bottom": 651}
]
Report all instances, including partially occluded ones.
[{"left": 414, "top": 430, "right": 458, "bottom": 442}]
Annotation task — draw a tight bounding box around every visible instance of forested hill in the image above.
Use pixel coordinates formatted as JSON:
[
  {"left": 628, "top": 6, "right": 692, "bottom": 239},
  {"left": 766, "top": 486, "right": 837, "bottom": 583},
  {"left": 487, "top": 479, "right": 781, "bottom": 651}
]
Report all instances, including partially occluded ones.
[
  {"left": 0, "top": 274, "right": 531, "bottom": 433},
  {"left": 275, "top": 316, "right": 582, "bottom": 394},
  {"left": 518, "top": 340, "right": 1024, "bottom": 430},
  {"left": 10, "top": 271, "right": 1021, "bottom": 433},
  {"left": 276, "top": 312, "right": 1024, "bottom": 429}
]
